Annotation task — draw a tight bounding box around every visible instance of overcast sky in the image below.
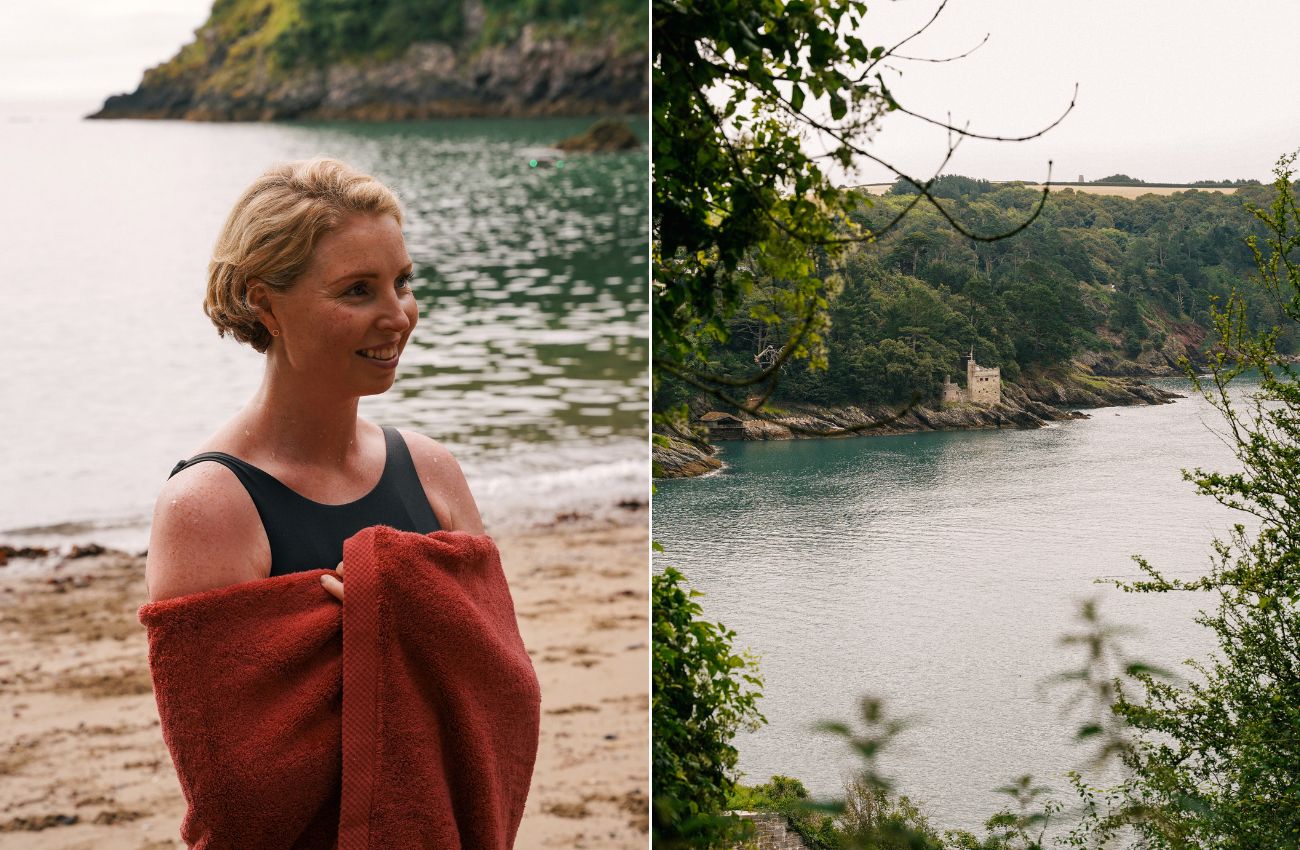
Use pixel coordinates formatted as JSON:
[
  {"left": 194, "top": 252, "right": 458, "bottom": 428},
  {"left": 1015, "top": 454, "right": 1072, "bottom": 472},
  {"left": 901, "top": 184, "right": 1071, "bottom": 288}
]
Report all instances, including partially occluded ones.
[
  {"left": 841, "top": 0, "right": 1300, "bottom": 184},
  {"left": 2, "top": 1, "right": 1297, "bottom": 182},
  {"left": 0, "top": 1, "right": 211, "bottom": 105}
]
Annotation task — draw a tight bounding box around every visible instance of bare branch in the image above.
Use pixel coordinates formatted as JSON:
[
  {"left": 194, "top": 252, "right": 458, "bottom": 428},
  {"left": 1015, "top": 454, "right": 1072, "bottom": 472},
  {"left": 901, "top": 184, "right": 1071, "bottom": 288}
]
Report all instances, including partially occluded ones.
[
  {"left": 759, "top": 88, "right": 1058, "bottom": 244},
  {"left": 859, "top": 0, "right": 952, "bottom": 81},
  {"left": 890, "top": 32, "right": 990, "bottom": 64},
  {"left": 884, "top": 81, "right": 1079, "bottom": 143}
]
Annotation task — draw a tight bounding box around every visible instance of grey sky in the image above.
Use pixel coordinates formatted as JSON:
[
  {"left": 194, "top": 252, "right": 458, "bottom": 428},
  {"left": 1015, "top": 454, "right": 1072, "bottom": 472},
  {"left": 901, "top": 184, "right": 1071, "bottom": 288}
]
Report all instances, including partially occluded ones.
[
  {"left": 2, "top": 0, "right": 1297, "bottom": 181},
  {"left": 0, "top": 1, "right": 211, "bottom": 103},
  {"left": 844, "top": 0, "right": 1300, "bottom": 183}
]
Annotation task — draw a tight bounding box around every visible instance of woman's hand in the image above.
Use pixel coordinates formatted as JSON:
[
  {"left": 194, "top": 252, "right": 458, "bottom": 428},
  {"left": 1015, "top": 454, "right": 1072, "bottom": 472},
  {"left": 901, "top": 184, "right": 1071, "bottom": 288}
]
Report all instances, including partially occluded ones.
[{"left": 321, "top": 561, "right": 344, "bottom": 602}]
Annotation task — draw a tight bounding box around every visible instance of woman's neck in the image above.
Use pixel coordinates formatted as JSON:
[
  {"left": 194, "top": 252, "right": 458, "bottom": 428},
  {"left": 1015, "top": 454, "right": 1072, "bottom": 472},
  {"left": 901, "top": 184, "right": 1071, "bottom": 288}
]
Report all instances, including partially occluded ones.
[{"left": 239, "top": 367, "right": 365, "bottom": 467}]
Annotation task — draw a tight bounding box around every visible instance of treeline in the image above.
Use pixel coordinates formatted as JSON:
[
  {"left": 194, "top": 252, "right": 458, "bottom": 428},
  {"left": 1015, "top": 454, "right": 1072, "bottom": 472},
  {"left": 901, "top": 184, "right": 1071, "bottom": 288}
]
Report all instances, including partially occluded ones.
[
  {"left": 661, "top": 181, "right": 1288, "bottom": 411},
  {"left": 1085, "top": 174, "right": 1262, "bottom": 187}
]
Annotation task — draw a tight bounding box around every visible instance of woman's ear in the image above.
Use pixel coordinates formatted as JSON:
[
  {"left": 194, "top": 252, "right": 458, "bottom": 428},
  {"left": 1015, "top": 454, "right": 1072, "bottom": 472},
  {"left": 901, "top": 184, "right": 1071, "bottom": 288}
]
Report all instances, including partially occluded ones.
[{"left": 246, "top": 279, "right": 280, "bottom": 338}]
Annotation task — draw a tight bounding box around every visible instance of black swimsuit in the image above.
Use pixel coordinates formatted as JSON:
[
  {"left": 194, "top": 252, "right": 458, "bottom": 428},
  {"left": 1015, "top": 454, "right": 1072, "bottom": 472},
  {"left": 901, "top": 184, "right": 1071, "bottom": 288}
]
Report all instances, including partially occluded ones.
[{"left": 169, "top": 425, "right": 441, "bottom": 576}]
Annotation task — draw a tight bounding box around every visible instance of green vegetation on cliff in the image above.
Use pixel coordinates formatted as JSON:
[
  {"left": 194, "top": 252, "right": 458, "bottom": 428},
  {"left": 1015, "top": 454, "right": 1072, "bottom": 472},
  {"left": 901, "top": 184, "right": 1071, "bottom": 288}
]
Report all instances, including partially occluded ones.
[
  {"left": 269, "top": 0, "right": 647, "bottom": 68},
  {"left": 180, "top": 0, "right": 647, "bottom": 73},
  {"left": 657, "top": 182, "right": 1289, "bottom": 413},
  {"left": 99, "top": 0, "right": 647, "bottom": 120}
]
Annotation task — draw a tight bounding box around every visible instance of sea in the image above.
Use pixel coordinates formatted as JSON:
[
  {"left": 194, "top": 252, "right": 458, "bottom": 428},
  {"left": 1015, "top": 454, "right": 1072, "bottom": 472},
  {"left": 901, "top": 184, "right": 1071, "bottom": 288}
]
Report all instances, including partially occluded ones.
[
  {"left": 0, "top": 98, "right": 647, "bottom": 551},
  {"left": 653, "top": 377, "right": 1254, "bottom": 833}
]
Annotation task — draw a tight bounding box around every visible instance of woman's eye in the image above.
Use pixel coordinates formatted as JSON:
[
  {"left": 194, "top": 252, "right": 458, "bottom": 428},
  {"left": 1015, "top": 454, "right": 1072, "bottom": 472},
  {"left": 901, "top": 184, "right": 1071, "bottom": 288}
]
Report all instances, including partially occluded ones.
[
  {"left": 347, "top": 282, "right": 368, "bottom": 296},
  {"left": 397, "top": 274, "right": 413, "bottom": 290}
]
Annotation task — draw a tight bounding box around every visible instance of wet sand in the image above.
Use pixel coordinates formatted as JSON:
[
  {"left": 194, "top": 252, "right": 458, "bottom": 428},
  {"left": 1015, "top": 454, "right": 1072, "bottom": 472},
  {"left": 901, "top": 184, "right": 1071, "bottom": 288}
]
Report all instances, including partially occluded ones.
[{"left": 0, "top": 511, "right": 648, "bottom": 849}]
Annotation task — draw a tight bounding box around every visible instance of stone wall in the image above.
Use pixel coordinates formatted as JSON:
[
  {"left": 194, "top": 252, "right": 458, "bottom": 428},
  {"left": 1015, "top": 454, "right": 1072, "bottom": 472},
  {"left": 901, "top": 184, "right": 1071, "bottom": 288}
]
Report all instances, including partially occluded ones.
[
  {"left": 733, "top": 812, "right": 814, "bottom": 850},
  {"left": 966, "top": 359, "right": 1002, "bottom": 406},
  {"left": 940, "top": 378, "right": 964, "bottom": 407}
]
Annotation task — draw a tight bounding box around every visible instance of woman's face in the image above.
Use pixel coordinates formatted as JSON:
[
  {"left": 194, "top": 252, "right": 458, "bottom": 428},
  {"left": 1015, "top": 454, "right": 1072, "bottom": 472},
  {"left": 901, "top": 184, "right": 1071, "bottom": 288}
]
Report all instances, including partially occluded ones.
[{"left": 262, "top": 213, "right": 418, "bottom": 398}]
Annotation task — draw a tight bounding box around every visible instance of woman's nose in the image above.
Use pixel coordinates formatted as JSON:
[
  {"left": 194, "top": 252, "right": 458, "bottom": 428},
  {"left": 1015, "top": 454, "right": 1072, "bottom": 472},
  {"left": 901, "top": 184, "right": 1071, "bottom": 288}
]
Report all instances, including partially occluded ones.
[{"left": 376, "top": 290, "right": 412, "bottom": 332}]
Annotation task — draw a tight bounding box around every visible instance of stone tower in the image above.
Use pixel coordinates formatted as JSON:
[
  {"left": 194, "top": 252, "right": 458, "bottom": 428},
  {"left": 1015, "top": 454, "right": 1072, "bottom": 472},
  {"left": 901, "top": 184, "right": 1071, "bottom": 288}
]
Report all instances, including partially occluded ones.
[
  {"left": 966, "top": 350, "right": 1001, "bottom": 405},
  {"left": 939, "top": 349, "right": 1001, "bottom": 407}
]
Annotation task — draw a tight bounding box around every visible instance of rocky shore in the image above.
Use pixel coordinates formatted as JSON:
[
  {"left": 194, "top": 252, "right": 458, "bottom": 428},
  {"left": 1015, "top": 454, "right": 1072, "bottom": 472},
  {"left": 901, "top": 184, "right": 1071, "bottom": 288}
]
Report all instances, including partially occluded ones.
[
  {"left": 654, "top": 369, "right": 1183, "bottom": 479},
  {"left": 652, "top": 435, "right": 723, "bottom": 479},
  {"left": 90, "top": 30, "right": 645, "bottom": 122}
]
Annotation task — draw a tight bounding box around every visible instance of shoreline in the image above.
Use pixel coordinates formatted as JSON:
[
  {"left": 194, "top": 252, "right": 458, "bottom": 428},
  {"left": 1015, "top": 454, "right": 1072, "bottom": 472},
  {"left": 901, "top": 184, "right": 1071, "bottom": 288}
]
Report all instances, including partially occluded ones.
[
  {"left": 0, "top": 510, "right": 648, "bottom": 848},
  {"left": 1, "top": 445, "right": 649, "bottom": 555},
  {"left": 655, "top": 370, "right": 1185, "bottom": 479}
]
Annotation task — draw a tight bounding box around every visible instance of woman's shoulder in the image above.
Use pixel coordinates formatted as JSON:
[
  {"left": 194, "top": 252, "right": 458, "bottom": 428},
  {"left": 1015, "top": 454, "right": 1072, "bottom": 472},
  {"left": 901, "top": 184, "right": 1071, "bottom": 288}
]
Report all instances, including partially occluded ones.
[
  {"left": 395, "top": 428, "right": 458, "bottom": 467},
  {"left": 145, "top": 455, "right": 270, "bottom": 602},
  {"left": 394, "top": 428, "right": 485, "bottom": 535}
]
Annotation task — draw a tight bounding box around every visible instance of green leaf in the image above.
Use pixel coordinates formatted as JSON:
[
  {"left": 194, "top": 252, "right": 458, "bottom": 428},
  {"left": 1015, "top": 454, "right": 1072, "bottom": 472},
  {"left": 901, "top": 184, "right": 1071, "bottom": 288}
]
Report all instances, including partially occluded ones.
[{"left": 829, "top": 93, "right": 846, "bottom": 121}]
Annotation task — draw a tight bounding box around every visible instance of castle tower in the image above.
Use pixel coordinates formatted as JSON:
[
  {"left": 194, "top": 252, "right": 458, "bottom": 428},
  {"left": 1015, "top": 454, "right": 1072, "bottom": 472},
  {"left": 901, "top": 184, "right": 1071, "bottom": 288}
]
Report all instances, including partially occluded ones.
[{"left": 965, "top": 350, "right": 1001, "bottom": 406}]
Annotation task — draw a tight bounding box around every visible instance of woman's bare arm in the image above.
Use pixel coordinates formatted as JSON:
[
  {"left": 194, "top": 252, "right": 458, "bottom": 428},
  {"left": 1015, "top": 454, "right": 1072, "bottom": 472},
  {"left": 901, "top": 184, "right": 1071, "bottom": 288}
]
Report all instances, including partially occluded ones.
[
  {"left": 145, "top": 463, "right": 270, "bottom": 602},
  {"left": 400, "top": 429, "right": 486, "bottom": 535}
]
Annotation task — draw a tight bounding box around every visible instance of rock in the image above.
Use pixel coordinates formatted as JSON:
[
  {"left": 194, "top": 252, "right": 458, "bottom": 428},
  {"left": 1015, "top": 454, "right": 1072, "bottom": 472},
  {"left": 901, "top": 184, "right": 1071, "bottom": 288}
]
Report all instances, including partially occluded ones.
[
  {"left": 555, "top": 118, "right": 641, "bottom": 152},
  {"left": 742, "top": 418, "right": 795, "bottom": 439},
  {"left": 0, "top": 812, "right": 79, "bottom": 832},
  {"left": 0, "top": 545, "right": 51, "bottom": 559},
  {"left": 653, "top": 435, "right": 722, "bottom": 479}
]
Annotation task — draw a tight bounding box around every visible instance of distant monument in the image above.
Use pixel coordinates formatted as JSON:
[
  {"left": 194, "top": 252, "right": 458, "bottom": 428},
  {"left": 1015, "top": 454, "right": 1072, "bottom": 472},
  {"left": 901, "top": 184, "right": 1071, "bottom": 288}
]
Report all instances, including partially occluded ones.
[{"left": 940, "top": 349, "right": 1001, "bottom": 407}]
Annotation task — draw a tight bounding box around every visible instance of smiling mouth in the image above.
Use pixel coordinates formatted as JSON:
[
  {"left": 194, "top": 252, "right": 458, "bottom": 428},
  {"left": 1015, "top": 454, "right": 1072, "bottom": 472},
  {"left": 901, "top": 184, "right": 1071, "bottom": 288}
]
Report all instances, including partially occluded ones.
[{"left": 358, "top": 345, "right": 399, "bottom": 361}]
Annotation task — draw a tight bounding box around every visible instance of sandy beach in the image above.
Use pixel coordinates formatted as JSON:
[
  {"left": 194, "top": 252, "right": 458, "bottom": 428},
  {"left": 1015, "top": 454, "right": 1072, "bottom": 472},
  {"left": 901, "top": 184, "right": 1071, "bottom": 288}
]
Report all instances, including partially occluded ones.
[{"left": 0, "top": 509, "right": 648, "bottom": 849}]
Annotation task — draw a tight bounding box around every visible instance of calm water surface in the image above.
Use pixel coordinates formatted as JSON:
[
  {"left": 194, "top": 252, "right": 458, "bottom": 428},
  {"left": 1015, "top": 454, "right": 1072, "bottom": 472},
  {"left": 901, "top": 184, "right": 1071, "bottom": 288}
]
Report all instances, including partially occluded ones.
[
  {"left": 0, "top": 100, "right": 646, "bottom": 548},
  {"left": 654, "top": 380, "right": 1251, "bottom": 832}
]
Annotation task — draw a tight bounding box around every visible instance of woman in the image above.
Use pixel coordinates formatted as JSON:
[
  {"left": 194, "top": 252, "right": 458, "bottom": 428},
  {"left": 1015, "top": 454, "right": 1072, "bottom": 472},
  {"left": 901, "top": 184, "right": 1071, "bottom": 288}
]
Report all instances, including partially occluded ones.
[
  {"left": 146, "top": 158, "right": 482, "bottom": 601},
  {"left": 139, "top": 158, "right": 539, "bottom": 849}
]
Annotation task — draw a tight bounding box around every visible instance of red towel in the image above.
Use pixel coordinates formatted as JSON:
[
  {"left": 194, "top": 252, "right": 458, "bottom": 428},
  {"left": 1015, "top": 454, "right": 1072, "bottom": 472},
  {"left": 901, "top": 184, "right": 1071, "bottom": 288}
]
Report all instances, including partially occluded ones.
[{"left": 138, "top": 527, "right": 541, "bottom": 849}]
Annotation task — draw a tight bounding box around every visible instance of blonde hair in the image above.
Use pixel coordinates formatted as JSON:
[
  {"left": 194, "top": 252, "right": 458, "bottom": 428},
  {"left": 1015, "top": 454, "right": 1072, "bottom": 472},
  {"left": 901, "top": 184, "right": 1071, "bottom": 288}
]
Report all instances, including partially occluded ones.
[{"left": 205, "top": 158, "right": 403, "bottom": 352}]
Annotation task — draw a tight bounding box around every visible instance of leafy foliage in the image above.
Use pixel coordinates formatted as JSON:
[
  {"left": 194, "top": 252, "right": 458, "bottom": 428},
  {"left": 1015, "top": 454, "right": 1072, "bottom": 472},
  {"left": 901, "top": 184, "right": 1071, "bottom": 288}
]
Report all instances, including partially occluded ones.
[
  {"left": 653, "top": 0, "right": 882, "bottom": 368},
  {"left": 730, "top": 776, "right": 841, "bottom": 849},
  {"left": 1088, "top": 156, "right": 1300, "bottom": 848},
  {"left": 652, "top": 567, "right": 765, "bottom": 848}
]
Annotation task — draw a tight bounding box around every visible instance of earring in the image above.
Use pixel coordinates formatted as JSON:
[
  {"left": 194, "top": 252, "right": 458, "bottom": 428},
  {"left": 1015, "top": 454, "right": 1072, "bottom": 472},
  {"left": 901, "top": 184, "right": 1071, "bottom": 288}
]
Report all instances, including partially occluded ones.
[{"left": 271, "top": 329, "right": 281, "bottom": 337}]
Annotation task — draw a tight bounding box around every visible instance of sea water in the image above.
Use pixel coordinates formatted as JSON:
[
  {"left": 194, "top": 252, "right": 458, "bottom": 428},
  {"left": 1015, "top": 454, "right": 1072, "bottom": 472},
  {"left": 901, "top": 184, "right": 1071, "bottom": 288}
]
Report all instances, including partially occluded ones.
[
  {"left": 654, "top": 379, "right": 1250, "bottom": 832},
  {"left": 0, "top": 99, "right": 647, "bottom": 549}
]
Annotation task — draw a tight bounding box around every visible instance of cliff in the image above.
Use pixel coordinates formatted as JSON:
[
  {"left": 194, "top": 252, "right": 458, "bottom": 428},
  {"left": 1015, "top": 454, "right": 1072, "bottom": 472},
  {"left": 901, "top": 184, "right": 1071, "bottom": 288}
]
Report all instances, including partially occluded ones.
[
  {"left": 90, "top": 0, "right": 646, "bottom": 121},
  {"left": 653, "top": 367, "right": 1183, "bottom": 478}
]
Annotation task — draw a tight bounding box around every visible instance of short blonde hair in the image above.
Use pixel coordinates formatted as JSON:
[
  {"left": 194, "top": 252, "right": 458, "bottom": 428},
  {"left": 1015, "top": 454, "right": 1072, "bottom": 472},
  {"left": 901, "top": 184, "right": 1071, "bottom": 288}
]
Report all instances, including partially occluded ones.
[{"left": 205, "top": 158, "right": 403, "bottom": 352}]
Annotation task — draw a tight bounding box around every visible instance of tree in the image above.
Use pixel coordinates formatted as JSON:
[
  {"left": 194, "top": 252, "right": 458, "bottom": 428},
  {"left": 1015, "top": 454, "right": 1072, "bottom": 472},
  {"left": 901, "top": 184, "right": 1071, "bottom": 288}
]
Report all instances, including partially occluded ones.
[
  {"left": 1101, "top": 155, "right": 1300, "bottom": 848},
  {"left": 653, "top": 0, "right": 1067, "bottom": 410},
  {"left": 652, "top": 567, "right": 765, "bottom": 848}
]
